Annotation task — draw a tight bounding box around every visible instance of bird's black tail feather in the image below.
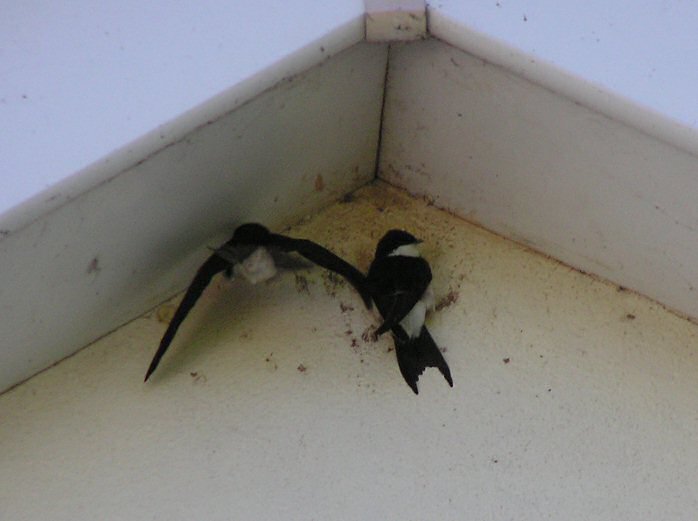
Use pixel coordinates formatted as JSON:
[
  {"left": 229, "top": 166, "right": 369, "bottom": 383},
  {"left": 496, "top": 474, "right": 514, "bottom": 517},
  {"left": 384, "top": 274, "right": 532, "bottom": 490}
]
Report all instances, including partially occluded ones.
[
  {"left": 392, "top": 326, "right": 453, "bottom": 394},
  {"left": 144, "top": 254, "right": 229, "bottom": 381}
]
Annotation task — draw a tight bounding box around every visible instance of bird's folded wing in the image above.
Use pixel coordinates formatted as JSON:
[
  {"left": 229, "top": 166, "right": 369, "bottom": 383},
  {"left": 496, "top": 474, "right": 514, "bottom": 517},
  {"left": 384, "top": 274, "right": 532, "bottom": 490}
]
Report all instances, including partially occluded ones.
[{"left": 370, "top": 256, "right": 432, "bottom": 335}]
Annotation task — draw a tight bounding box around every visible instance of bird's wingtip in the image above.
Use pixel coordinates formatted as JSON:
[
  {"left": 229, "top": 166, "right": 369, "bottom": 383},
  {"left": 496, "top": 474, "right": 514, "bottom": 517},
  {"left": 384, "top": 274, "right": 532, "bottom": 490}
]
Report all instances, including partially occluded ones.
[{"left": 442, "top": 368, "right": 454, "bottom": 387}]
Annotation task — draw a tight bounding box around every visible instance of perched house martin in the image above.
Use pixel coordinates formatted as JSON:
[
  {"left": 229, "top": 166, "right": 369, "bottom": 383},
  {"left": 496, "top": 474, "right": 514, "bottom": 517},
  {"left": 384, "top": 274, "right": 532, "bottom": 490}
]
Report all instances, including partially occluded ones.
[
  {"left": 367, "top": 229, "right": 453, "bottom": 394},
  {"left": 144, "top": 223, "right": 371, "bottom": 381}
]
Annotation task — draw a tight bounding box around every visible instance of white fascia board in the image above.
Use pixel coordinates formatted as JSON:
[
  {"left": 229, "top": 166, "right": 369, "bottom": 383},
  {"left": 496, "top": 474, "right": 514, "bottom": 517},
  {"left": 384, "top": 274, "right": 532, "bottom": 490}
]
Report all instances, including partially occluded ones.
[
  {"left": 365, "top": 0, "right": 427, "bottom": 41},
  {"left": 380, "top": 39, "right": 698, "bottom": 322},
  {"left": 378, "top": 2, "right": 698, "bottom": 322}
]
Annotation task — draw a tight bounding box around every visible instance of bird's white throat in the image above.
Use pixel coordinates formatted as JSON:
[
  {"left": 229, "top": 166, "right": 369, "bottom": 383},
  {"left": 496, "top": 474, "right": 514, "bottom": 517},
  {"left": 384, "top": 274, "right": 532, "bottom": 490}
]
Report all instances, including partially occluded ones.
[{"left": 389, "top": 244, "right": 420, "bottom": 258}]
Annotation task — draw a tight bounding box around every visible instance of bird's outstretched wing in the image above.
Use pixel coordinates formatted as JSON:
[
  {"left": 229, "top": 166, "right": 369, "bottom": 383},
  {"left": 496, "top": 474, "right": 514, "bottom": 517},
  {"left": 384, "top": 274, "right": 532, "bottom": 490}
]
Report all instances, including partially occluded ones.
[
  {"left": 144, "top": 252, "right": 230, "bottom": 381},
  {"left": 145, "top": 226, "right": 370, "bottom": 381},
  {"left": 392, "top": 325, "right": 453, "bottom": 394},
  {"left": 368, "top": 255, "right": 432, "bottom": 336},
  {"left": 270, "top": 234, "right": 373, "bottom": 309}
]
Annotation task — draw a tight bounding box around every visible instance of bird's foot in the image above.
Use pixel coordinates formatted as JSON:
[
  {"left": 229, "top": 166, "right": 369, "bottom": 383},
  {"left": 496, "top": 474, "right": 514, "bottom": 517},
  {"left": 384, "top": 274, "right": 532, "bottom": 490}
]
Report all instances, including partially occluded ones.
[{"left": 361, "top": 325, "right": 379, "bottom": 343}]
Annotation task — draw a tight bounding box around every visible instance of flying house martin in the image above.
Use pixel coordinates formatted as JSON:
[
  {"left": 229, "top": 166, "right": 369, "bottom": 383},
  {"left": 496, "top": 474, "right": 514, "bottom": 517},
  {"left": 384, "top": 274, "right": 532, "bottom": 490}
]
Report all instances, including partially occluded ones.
[{"left": 144, "top": 223, "right": 371, "bottom": 381}]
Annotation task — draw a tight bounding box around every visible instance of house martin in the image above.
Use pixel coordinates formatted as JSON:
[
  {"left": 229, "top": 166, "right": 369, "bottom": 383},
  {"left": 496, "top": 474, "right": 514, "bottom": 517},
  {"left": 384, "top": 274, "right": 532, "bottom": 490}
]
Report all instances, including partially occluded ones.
[
  {"left": 367, "top": 229, "right": 453, "bottom": 394},
  {"left": 144, "top": 223, "right": 371, "bottom": 381}
]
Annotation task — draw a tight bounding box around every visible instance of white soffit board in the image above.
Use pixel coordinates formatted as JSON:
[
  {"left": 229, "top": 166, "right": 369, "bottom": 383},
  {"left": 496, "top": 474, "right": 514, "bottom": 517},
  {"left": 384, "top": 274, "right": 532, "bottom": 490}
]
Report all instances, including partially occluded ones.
[
  {"left": 379, "top": 39, "right": 698, "bottom": 321},
  {"left": 0, "top": 0, "right": 364, "bottom": 234},
  {"left": 0, "top": 42, "right": 388, "bottom": 393},
  {"left": 428, "top": 1, "right": 698, "bottom": 158}
]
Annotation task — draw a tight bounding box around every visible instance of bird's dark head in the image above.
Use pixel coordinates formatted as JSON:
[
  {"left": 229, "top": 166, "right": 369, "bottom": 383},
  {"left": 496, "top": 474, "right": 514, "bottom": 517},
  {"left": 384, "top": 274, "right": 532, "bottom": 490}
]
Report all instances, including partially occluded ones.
[
  {"left": 374, "top": 229, "right": 422, "bottom": 259},
  {"left": 232, "top": 223, "right": 271, "bottom": 245}
]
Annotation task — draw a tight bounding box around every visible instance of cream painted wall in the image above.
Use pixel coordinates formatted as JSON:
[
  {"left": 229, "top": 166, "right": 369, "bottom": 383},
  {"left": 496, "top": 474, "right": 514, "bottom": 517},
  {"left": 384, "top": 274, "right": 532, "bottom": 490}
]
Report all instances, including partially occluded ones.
[{"left": 2, "top": 183, "right": 697, "bottom": 519}]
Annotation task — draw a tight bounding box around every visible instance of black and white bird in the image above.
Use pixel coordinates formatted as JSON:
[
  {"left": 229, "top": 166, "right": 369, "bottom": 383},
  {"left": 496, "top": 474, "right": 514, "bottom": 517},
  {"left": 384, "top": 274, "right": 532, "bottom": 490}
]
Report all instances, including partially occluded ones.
[
  {"left": 367, "top": 229, "right": 453, "bottom": 394},
  {"left": 144, "top": 223, "right": 371, "bottom": 381}
]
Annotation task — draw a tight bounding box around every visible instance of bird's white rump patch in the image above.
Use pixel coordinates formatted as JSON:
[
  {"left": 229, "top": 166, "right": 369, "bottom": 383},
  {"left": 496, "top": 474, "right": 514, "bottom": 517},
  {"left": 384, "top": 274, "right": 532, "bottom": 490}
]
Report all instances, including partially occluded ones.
[
  {"left": 400, "top": 285, "right": 435, "bottom": 338},
  {"left": 234, "top": 247, "right": 278, "bottom": 284}
]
